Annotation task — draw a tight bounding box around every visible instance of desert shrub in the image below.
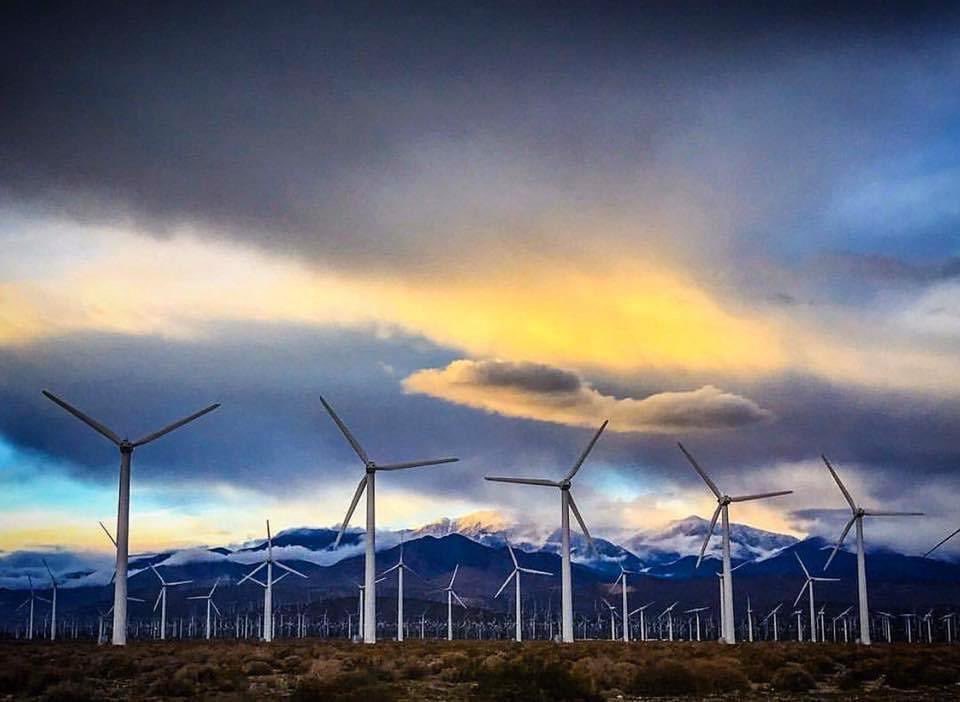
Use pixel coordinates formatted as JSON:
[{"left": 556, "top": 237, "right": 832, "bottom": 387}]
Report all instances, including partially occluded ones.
[
  {"left": 290, "top": 669, "right": 401, "bottom": 702},
  {"left": 0, "top": 660, "right": 31, "bottom": 693},
  {"left": 631, "top": 659, "right": 697, "bottom": 695},
  {"left": 281, "top": 654, "right": 305, "bottom": 672},
  {"left": 571, "top": 657, "right": 638, "bottom": 694},
  {"left": 688, "top": 658, "right": 751, "bottom": 694},
  {"left": 173, "top": 662, "right": 221, "bottom": 685},
  {"left": 468, "top": 654, "right": 602, "bottom": 702},
  {"left": 147, "top": 674, "right": 194, "bottom": 697},
  {"left": 242, "top": 659, "right": 273, "bottom": 676},
  {"left": 41, "top": 680, "right": 97, "bottom": 702},
  {"left": 770, "top": 663, "right": 816, "bottom": 692}
]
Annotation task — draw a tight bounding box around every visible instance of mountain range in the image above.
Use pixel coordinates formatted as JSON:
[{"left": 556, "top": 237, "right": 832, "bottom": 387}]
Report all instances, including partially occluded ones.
[{"left": 2, "top": 512, "right": 958, "bottom": 624}]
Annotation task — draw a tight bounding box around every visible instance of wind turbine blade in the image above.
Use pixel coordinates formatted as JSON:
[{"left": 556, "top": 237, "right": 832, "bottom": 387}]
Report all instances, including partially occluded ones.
[
  {"left": 208, "top": 578, "right": 219, "bottom": 597},
  {"left": 272, "top": 571, "right": 290, "bottom": 585},
  {"left": 863, "top": 511, "right": 924, "bottom": 517},
  {"left": 506, "top": 539, "right": 518, "bottom": 568},
  {"left": 925, "top": 526, "right": 960, "bottom": 558},
  {"left": 153, "top": 590, "right": 164, "bottom": 612},
  {"left": 822, "top": 455, "right": 857, "bottom": 511},
  {"left": 127, "top": 596, "right": 145, "bottom": 603},
  {"left": 677, "top": 443, "right": 721, "bottom": 498},
  {"left": 563, "top": 420, "right": 608, "bottom": 481},
  {"left": 812, "top": 577, "right": 841, "bottom": 582},
  {"left": 186, "top": 596, "right": 206, "bottom": 601},
  {"left": 792, "top": 582, "right": 808, "bottom": 609},
  {"left": 730, "top": 490, "right": 793, "bottom": 502},
  {"left": 99, "top": 520, "right": 118, "bottom": 548},
  {"left": 484, "top": 476, "right": 560, "bottom": 487},
  {"left": 132, "top": 403, "right": 220, "bottom": 446},
  {"left": 381, "top": 563, "right": 401, "bottom": 576},
  {"left": 167, "top": 580, "right": 192, "bottom": 586},
  {"left": 237, "top": 562, "right": 267, "bottom": 585},
  {"left": 731, "top": 560, "right": 749, "bottom": 572},
  {"left": 452, "top": 591, "right": 467, "bottom": 608},
  {"left": 42, "top": 391, "right": 122, "bottom": 445},
  {"left": 518, "top": 568, "right": 552, "bottom": 576},
  {"left": 567, "top": 491, "right": 594, "bottom": 549},
  {"left": 823, "top": 515, "right": 856, "bottom": 571},
  {"left": 448, "top": 564, "right": 459, "bottom": 589},
  {"left": 794, "top": 551, "right": 810, "bottom": 578},
  {"left": 334, "top": 475, "right": 367, "bottom": 548},
  {"left": 42, "top": 558, "right": 55, "bottom": 584},
  {"left": 494, "top": 570, "right": 516, "bottom": 599},
  {"left": 149, "top": 564, "right": 165, "bottom": 584},
  {"left": 275, "top": 561, "right": 308, "bottom": 579},
  {"left": 377, "top": 457, "right": 459, "bottom": 471},
  {"left": 696, "top": 504, "right": 722, "bottom": 568},
  {"left": 319, "top": 394, "right": 371, "bottom": 465},
  {"left": 210, "top": 601, "right": 222, "bottom": 617}
]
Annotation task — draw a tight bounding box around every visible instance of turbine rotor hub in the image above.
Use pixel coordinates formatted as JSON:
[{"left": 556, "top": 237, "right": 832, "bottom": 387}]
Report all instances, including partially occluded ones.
[
  {"left": 720, "top": 495, "right": 731, "bottom": 505},
  {"left": 365, "top": 463, "right": 376, "bottom": 473},
  {"left": 120, "top": 441, "right": 134, "bottom": 453}
]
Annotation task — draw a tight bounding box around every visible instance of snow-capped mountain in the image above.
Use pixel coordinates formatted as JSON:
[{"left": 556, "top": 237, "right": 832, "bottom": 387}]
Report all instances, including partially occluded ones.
[{"left": 625, "top": 515, "right": 798, "bottom": 565}]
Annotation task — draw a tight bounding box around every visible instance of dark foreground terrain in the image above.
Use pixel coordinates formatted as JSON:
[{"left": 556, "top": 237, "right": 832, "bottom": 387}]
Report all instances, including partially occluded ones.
[{"left": 2, "top": 640, "right": 960, "bottom": 701}]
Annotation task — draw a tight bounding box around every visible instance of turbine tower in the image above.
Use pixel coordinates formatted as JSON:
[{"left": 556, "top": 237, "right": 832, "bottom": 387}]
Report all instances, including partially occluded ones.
[
  {"left": 486, "top": 420, "right": 608, "bottom": 642},
  {"left": 821, "top": 455, "right": 923, "bottom": 645},
  {"left": 678, "top": 442, "right": 792, "bottom": 644},
  {"left": 238, "top": 520, "right": 308, "bottom": 641},
  {"left": 493, "top": 538, "right": 552, "bottom": 642},
  {"left": 629, "top": 601, "right": 654, "bottom": 642},
  {"left": 657, "top": 601, "right": 678, "bottom": 641},
  {"left": 320, "top": 395, "right": 459, "bottom": 644},
  {"left": 761, "top": 603, "right": 783, "bottom": 641},
  {"left": 380, "top": 533, "right": 419, "bottom": 642},
  {"left": 41, "top": 560, "right": 60, "bottom": 641},
  {"left": 685, "top": 606, "right": 709, "bottom": 641},
  {"left": 187, "top": 579, "right": 221, "bottom": 640},
  {"left": 150, "top": 565, "right": 192, "bottom": 640},
  {"left": 610, "top": 564, "right": 638, "bottom": 642},
  {"left": 42, "top": 390, "right": 219, "bottom": 645},
  {"left": 16, "top": 575, "right": 40, "bottom": 640},
  {"left": 601, "top": 599, "right": 618, "bottom": 640},
  {"left": 793, "top": 552, "right": 838, "bottom": 643},
  {"left": 440, "top": 565, "right": 466, "bottom": 640}
]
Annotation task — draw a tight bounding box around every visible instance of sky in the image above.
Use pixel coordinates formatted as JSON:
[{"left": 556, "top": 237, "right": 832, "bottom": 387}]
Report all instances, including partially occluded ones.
[{"left": 2, "top": 1, "right": 960, "bottom": 558}]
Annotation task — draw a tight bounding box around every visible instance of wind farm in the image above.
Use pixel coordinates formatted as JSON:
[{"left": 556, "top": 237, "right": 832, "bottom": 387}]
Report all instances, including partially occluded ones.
[{"left": 4, "top": 1, "right": 960, "bottom": 699}]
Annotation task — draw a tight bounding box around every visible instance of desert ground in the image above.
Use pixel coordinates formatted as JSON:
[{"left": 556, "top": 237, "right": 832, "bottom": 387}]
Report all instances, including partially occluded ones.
[{"left": 2, "top": 640, "right": 960, "bottom": 701}]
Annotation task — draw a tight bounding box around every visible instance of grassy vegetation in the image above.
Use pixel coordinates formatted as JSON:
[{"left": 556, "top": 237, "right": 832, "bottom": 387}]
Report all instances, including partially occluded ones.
[{"left": 1, "top": 640, "right": 959, "bottom": 700}]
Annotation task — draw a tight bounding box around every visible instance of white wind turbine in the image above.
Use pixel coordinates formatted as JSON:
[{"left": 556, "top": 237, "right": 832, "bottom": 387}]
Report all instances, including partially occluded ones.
[
  {"left": 685, "top": 606, "right": 709, "bottom": 641},
  {"left": 42, "top": 390, "right": 219, "bottom": 645},
  {"left": 761, "top": 603, "right": 782, "bottom": 641},
  {"left": 876, "top": 611, "right": 894, "bottom": 642},
  {"left": 678, "top": 443, "right": 792, "bottom": 644},
  {"left": 16, "top": 575, "right": 40, "bottom": 640},
  {"left": 238, "top": 520, "right": 308, "bottom": 642},
  {"left": 440, "top": 564, "right": 467, "bottom": 641},
  {"left": 150, "top": 565, "right": 192, "bottom": 640},
  {"left": 657, "top": 601, "right": 678, "bottom": 641},
  {"left": 610, "top": 564, "right": 638, "bottom": 642},
  {"left": 942, "top": 612, "right": 955, "bottom": 644},
  {"left": 41, "top": 560, "right": 60, "bottom": 641},
  {"left": 821, "top": 455, "right": 923, "bottom": 646},
  {"left": 493, "top": 539, "right": 552, "bottom": 642},
  {"left": 793, "top": 609, "right": 804, "bottom": 641},
  {"left": 320, "top": 395, "right": 459, "bottom": 644},
  {"left": 629, "top": 601, "right": 654, "bottom": 642},
  {"left": 487, "top": 421, "right": 608, "bottom": 642},
  {"left": 793, "top": 552, "right": 838, "bottom": 643},
  {"left": 380, "top": 533, "right": 419, "bottom": 641},
  {"left": 187, "top": 579, "right": 221, "bottom": 640},
  {"left": 745, "top": 596, "right": 754, "bottom": 642},
  {"left": 601, "top": 599, "right": 619, "bottom": 640},
  {"left": 833, "top": 606, "right": 853, "bottom": 642}
]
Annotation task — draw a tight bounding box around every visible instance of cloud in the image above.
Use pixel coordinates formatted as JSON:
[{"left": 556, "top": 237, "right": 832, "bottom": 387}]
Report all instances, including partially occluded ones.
[{"left": 403, "top": 359, "right": 772, "bottom": 433}]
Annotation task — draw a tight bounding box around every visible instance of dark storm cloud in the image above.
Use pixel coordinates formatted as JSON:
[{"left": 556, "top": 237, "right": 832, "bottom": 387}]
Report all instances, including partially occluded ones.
[
  {"left": 2, "top": 1, "right": 959, "bottom": 272},
  {"left": 458, "top": 360, "right": 582, "bottom": 395}
]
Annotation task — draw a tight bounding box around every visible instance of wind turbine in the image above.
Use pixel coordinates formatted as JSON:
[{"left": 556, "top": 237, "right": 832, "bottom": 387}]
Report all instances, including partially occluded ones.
[
  {"left": 657, "top": 602, "right": 678, "bottom": 641},
  {"left": 42, "top": 390, "right": 219, "bottom": 645},
  {"left": 821, "top": 455, "right": 923, "bottom": 645},
  {"left": 629, "top": 601, "right": 655, "bottom": 642},
  {"left": 685, "top": 606, "right": 709, "bottom": 641},
  {"left": 922, "top": 610, "right": 934, "bottom": 643},
  {"left": 678, "top": 443, "right": 792, "bottom": 644},
  {"left": 16, "top": 575, "right": 41, "bottom": 640},
  {"left": 793, "top": 609, "right": 804, "bottom": 641},
  {"left": 901, "top": 613, "right": 916, "bottom": 643},
  {"left": 150, "top": 565, "right": 192, "bottom": 640},
  {"left": 40, "top": 560, "right": 60, "bottom": 641},
  {"left": 187, "top": 579, "right": 221, "bottom": 640},
  {"left": 440, "top": 565, "right": 467, "bottom": 641},
  {"left": 761, "top": 603, "right": 782, "bottom": 641},
  {"left": 942, "top": 612, "right": 955, "bottom": 644},
  {"left": 237, "top": 520, "right": 308, "bottom": 642},
  {"left": 320, "top": 395, "right": 459, "bottom": 645},
  {"left": 876, "top": 611, "right": 894, "bottom": 642},
  {"left": 487, "top": 421, "right": 608, "bottom": 642},
  {"left": 601, "top": 599, "right": 618, "bottom": 640},
  {"left": 494, "top": 539, "right": 552, "bottom": 642},
  {"left": 793, "top": 552, "right": 838, "bottom": 643},
  {"left": 833, "top": 606, "right": 853, "bottom": 642},
  {"left": 380, "top": 532, "right": 419, "bottom": 642},
  {"left": 610, "top": 564, "right": 638, "bottom": 642}
]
